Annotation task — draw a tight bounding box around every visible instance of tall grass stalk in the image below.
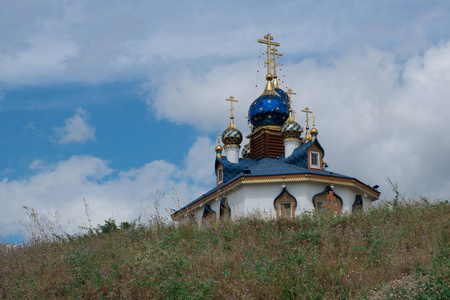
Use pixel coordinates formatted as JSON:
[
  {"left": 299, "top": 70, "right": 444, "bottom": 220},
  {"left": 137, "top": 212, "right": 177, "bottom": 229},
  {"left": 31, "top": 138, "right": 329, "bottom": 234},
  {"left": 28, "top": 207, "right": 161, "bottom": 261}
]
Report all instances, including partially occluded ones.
[{"left": 1, "top": 199, "right": 449, "bottom": 299}]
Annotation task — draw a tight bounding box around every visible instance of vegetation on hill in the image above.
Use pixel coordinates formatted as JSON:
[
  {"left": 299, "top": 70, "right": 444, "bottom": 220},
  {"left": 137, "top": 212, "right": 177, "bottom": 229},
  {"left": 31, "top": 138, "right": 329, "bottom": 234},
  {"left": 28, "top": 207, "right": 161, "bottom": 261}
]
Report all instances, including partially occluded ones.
[{"left": 1, "top": 199, "right": 449, "bottom": 299}]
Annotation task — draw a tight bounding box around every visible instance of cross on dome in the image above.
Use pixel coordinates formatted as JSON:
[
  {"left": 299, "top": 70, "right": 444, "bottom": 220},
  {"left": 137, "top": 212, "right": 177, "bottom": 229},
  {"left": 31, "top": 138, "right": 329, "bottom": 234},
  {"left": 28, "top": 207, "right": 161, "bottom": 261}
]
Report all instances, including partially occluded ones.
[
  {"left": 302, "top": 107, "right": 313, "bottom": 128},
  {"left": 287, "top": 88, "right": 296, "bottom": 108},
  {"left": 226, "top": 96, "right": 238, "bottom": 120},
  {"left": 258, "top": 34, "right": 280, "bottom": 81},
  {"left": 270, "top": 47, "right": 282, "bottom": 77}
]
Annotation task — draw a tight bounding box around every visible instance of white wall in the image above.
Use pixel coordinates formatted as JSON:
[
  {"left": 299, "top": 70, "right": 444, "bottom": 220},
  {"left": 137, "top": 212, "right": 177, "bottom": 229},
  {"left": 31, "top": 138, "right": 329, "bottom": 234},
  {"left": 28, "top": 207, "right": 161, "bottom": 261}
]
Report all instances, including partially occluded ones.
[
  {"left": 226, "top": 181, "right": 373, "bottom": 218},
  {"left": 187, "top": 181, "right": 374, "bottom": 223}
]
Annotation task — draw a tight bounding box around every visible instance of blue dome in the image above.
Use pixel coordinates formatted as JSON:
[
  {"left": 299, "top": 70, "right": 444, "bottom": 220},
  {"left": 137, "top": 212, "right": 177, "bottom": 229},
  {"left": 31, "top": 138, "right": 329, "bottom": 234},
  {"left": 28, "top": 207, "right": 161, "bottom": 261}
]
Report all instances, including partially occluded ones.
[
  {"left": 281, "top": 119, "right": 303, "bottom": 139},
  {"left": 242, "top": 143, "right": 252, "bottom": 159},
  {"left": 248, "top": 92, "right": 289, "bottom": 128},
  {"left": 222, "top": 123, "right": 243, "bottom": 145},
  {"left": 275, "top": 87, "right": 289, "bottom": 103}
]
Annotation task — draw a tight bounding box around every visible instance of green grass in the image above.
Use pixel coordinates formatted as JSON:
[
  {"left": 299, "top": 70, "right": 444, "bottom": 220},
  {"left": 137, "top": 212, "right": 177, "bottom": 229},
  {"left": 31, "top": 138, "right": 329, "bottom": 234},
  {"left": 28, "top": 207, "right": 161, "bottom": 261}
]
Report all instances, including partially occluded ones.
[{"left": 1, "top": 199, "right": 449, "bottom": 299}]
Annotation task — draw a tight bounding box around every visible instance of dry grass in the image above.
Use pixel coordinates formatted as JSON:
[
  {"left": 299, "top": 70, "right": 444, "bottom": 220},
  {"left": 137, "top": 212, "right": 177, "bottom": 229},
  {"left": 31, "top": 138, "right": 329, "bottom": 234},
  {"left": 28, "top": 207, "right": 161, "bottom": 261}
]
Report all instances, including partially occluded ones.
[{"left": 0, "top": 199, "right": 449, "bottom": 299}]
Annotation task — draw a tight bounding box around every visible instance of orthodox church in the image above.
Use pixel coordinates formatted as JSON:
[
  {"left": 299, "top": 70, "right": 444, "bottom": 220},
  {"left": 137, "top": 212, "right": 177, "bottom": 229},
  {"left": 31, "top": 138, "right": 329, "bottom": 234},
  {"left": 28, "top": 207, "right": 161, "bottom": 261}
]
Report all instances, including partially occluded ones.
[{"left": 171, "top": 34, "right": 380, "bottom": 223}]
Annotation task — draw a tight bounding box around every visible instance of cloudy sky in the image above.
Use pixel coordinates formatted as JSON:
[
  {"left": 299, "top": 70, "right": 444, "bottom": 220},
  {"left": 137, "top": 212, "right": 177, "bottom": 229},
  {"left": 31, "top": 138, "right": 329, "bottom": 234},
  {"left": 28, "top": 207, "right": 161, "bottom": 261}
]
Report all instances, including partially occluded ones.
[{"left": 1, "top": 1, "right": 450, "bottom": 243}]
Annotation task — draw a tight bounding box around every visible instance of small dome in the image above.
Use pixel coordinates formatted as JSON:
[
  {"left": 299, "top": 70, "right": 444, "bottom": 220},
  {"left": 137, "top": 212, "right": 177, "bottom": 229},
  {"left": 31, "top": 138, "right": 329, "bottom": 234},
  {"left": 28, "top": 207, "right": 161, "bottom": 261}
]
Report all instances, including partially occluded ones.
[
  {"left": 242, "top": 143, "right": 251, "bottom": 159},
  {"left": 310, "top": 127, "right": 318, "bottom": 136},
  {"left": 281, "top": 118, "right": 303, "bottom": 139},
  {"left": 222, "top": 123, "right": 243, "bottom": 145},
  {"left": 215, "top": 143, "right": 223, "bottom": 152},
  {"left": 248, "top": 92, "right": 289, "bottom": 128}
]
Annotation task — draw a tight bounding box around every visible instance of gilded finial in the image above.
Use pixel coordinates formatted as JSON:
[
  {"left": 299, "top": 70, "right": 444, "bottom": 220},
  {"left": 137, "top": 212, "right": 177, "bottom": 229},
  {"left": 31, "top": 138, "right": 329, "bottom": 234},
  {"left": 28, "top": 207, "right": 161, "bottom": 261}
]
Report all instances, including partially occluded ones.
[
  {"left": 302, "top": 107, "right": 313, "bottom": 128},
  {"left": 286, "top": 88, "right": 296, "bottom": 112},
  {"left": 226, "top": 96, "right": 238, "bottom": 124},
  {"left": 271, "top": 48, "right": 283, "bottom": 88},
  {"left": 215, "top": 132, "right": 223, "bottom": 158},
  {"left": 258, "top": 34, "right": 280, "bottom": 91},
  {"left": 302, "top": 107, "right": 313, "bottom": 142},
  {"left": 216, "top": 132, "right": 221, "bottom": 143},
  {"left": 281, "top": 89, "right": 303, "bottom": 140},
  {"left": 310, "top": 115, "right": 318, "bottom": 140}
]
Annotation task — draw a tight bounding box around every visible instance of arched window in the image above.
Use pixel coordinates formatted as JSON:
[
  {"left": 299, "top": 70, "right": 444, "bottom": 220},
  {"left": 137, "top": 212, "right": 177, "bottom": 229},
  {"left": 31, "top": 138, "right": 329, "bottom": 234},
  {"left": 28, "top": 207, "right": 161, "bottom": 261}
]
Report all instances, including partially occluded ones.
[
  {"left": 312, "top": 186, "right": 343, "bottom": 216},
  {"left": 217, "top": 167, "right": 223, "bottom": 185},
  {"left": 273, "top": 187, "right": 297, "bottom": 219},
  {"left": 352, "top": 194, "right": 363, "bottom": 212},
  {"left": 202, "top": 204, "right": 216, "bottom": 221},
  {"left": 220, "top": 197, "right": 231, "bottom": 221}
]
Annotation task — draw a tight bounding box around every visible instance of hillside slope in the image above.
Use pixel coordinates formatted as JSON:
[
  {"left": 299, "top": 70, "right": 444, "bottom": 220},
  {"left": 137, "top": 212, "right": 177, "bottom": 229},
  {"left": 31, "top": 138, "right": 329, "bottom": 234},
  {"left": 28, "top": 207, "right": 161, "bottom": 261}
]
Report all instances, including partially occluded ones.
[{"left": 1, "top": 200, "right": 449, "bottom": 299}]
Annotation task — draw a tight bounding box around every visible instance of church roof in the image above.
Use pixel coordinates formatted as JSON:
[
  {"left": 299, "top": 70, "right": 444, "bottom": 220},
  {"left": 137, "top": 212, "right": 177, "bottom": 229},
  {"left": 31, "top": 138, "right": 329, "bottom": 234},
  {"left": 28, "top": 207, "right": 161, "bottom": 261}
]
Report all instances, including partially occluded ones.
[
  {"left": 280, "top": 139, "right": 325, "bottom": 168},
  {"left": 175, "top": 139, "right": 362, "bottom": 216}
]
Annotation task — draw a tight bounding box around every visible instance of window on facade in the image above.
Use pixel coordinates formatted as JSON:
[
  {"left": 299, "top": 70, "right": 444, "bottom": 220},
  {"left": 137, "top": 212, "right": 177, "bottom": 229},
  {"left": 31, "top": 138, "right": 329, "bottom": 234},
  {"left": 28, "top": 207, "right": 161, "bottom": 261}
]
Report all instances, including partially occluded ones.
[
  {"left": 202, "top": 204, "right": 216, "bottom": 222},
  {"left": 217, "top": 167, "right": 223, "bottom": 185},
  {"left": 352, "top": 194, "right": 363, "bottom": 212},
  {"left": 220, "top": 198, "right": 231, "bottom": 221},
  {"left": 274, "top": 189, "right": 296, "bottom": 219},
  {"left": 312, "top": 188, "right": 342, "bottom": 216},
  {"left": 279, "top": 202, "right": 292, "bottom": 218},
  {"left": 310, "top": 151, "right": 320, "bottom": 169}
]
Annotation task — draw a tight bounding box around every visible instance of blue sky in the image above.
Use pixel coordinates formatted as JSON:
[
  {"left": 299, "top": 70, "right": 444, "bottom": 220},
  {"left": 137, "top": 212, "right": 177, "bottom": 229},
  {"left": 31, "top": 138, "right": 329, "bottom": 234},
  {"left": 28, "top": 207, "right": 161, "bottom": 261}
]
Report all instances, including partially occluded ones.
[{"left": 1, "top": 1, "right": 450, "bottom": 243}]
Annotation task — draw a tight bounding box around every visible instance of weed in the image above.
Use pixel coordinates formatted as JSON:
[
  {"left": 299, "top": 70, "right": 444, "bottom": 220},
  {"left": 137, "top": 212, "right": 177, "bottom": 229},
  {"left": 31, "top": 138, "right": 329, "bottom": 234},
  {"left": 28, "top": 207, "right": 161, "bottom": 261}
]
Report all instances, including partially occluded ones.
[{"left": 1, "top": 199, "right": 449, "bottom": 299}]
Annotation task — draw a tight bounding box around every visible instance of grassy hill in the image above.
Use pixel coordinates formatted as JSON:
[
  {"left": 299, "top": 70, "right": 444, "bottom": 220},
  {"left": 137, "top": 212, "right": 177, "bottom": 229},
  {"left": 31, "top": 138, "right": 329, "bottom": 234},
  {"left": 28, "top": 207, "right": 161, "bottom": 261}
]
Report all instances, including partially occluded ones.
[{"left": 1, "top": 199, "right": 449, "bottom": 299}]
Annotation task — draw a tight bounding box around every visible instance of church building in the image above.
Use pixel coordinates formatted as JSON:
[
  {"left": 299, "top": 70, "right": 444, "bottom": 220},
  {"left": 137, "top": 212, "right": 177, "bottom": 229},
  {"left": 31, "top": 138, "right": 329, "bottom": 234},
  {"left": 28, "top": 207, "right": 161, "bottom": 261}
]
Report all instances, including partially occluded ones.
[{"left": 171, "top": 34, "right": 380, "bottom": 223}]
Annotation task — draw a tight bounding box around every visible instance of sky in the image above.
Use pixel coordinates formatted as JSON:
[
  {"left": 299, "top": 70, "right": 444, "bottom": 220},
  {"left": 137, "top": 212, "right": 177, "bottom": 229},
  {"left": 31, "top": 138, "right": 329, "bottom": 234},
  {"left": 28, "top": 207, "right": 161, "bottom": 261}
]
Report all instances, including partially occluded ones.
[{"left": 1, "top": 0, "right": 450, "bottom": 243}]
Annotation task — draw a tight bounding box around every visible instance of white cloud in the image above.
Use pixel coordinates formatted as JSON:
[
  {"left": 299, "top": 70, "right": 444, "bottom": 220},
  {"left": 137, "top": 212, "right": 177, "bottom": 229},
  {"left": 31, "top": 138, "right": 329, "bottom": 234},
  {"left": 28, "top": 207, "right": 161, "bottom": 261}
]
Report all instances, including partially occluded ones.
[
  {"left": 149, "top": 60, "right": 258, "bottom": 132},
  {"left": 0, "top": 136, "right": 215, "bottom": 238},
  {"left": 1, "top": 1, "right": 449, "bottom": 84},
  {"left": 282, "top": 43, "right": 450, "bottom": 201},
  {"left": 182, "top": 136, "right": 217, "bottom": 185},
  {"left": 149, "top": 42, "right": 450, "bottom": 202},
  {"left": 2, "top": 1, "right": 450, "bottom": 241},
  {"left": 53, "top": 107, "right": 95, "bottom": 144}
]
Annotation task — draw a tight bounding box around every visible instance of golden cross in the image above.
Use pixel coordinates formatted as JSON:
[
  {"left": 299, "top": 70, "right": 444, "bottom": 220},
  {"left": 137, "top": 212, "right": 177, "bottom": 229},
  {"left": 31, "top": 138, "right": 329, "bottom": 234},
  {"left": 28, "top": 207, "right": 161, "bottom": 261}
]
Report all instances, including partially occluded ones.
[
  {"left": 226, "top": 96, "right": 238, "bottom": 118},
  {"left": 302, "top": 107, "right": 313, "bottom": 128},
  {"left": 216, "top": 132, "right": 221, "bottom": 143},
  {"left": 270, "top": 47, "right": 283, "bottom": 76},
  {"left": 311, "top": 115, "right": 317, "bottom": 126},
  {"left": 286, "top": 88, "right": 296, "bottom": 108},
  {"left": 258, "top": 34, "right": 280, "bottom": 77},
  {"left": 322, "top": 191, "right": 342, "bottom": 215}
]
